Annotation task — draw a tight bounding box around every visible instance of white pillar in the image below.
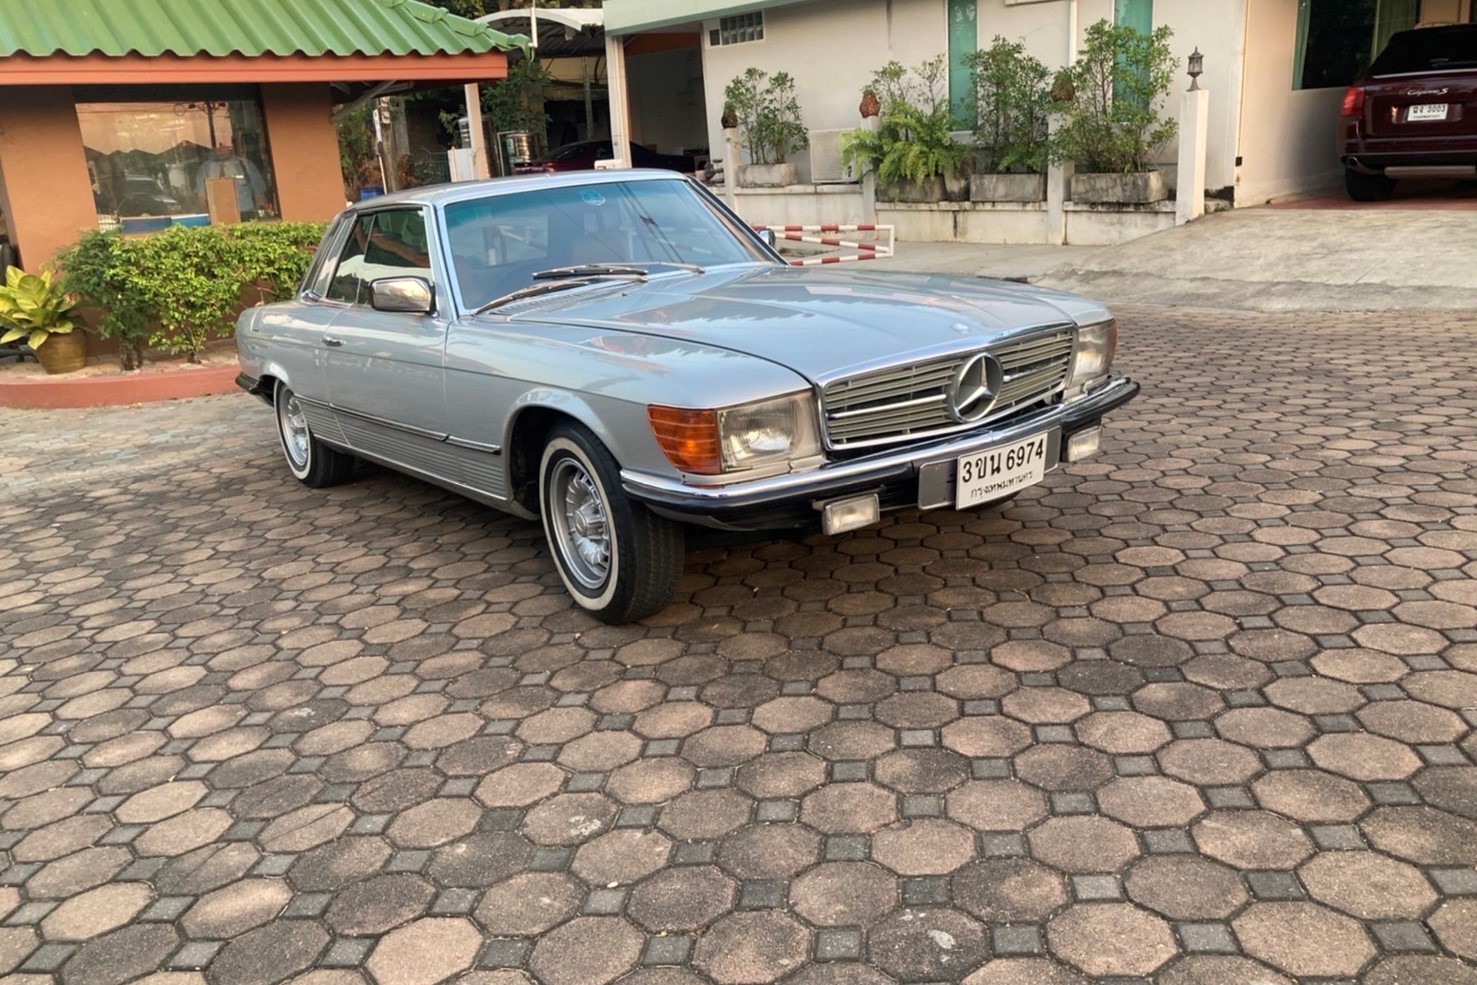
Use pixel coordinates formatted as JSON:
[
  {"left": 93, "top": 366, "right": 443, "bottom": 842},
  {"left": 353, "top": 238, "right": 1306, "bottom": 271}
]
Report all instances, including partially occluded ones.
[
  {"left": 1046, "top": 111, "right": 1072, "bottom": 245},
  {"left": 1176, "top": 86, "right": 1210, "bottom": 225},
  {"left": 463, "top": 83, "right": 490, "bottom": 179},
  {"left": 723, "top": 126, "right": 742, "bottom": 211},
  {"left": 859, "top": 115, "right": 881, "bottom": 226},
  {"left": 605, "top": 34, "right": 633, "bottom": 167}
]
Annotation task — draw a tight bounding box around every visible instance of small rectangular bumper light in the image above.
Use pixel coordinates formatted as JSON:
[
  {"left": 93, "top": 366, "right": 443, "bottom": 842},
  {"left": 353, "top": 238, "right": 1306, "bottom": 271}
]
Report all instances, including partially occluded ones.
[
  {"left": 1065, "top": 427, "right": 1102, "bottom": 463},
  {"left": 821, "top": 494, "right": 880, "bottom": 535}
]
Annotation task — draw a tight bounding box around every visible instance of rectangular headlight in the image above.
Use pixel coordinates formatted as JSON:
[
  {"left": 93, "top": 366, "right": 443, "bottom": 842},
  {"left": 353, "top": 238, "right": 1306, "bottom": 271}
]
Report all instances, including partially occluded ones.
[
  {"left": 648, "top": 392, "right": 822, "bottom": 476},
  {"left": 717, "top": 392, "right": 821, "bottom": 472},
  {"left": 1068, "top": 320, "right": 1118, "bottom": 388}
]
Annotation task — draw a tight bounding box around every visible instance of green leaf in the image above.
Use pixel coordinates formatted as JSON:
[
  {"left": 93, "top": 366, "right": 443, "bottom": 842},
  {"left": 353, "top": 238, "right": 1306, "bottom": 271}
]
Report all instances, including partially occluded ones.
[
  {"left": 0, "top": 327, "right": 23, "bottom": 345},
  {"left": 28, "top": 330, "right": 48, "bottom": 349}
]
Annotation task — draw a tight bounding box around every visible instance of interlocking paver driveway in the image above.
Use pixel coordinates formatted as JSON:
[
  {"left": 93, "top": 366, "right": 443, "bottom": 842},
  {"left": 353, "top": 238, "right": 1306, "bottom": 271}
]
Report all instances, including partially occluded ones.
[{"left": 1, "top": 306, "right": 1475, "bottom": 985}]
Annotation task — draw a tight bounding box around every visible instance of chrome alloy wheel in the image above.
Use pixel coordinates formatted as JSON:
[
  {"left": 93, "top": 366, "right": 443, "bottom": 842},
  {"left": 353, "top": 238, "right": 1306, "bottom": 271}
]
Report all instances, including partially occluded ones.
[
  {"left": 548, "top": 457, "right": 611, "bottom": 590},
  {"left": 277, "top": 390, "right": 311, "bottom": 471}
]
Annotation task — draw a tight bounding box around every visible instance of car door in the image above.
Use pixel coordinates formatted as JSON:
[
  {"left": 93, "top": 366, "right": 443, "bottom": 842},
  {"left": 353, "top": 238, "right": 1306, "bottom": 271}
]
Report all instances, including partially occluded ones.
[{"left": 322, "top": 207, "right": 458, "bottom": 481}]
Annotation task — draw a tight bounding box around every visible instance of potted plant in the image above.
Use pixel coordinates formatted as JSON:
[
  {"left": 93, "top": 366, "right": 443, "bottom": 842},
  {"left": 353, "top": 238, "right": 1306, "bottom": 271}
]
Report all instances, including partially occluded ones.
[
  {"left": 1053, "top": 20, "right": 1178, "bottom": 204},
  {"left": 841, "top": 57, "right": 968, "bottom": 203},
  {"left": 967, "top": 37, "right": 1052, "bottom": 203},
  {"left": 0, "top": 267, "right": 86, "bottom": 375},
  {"left": 724, "top": 68, "right": 808, "bottom": 186}
]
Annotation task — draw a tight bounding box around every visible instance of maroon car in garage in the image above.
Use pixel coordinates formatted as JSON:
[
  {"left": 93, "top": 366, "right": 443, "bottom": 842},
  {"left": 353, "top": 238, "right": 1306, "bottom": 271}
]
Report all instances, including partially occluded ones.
[{"left": 1340, "top": 23, "right": 1477, "bottom": 200}]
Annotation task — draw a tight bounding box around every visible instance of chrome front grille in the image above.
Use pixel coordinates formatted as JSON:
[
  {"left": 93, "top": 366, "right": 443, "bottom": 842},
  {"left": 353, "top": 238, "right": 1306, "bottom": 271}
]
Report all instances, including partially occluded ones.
[{"left": 821, "top": 328, "right": 1074, "bottom": 449}]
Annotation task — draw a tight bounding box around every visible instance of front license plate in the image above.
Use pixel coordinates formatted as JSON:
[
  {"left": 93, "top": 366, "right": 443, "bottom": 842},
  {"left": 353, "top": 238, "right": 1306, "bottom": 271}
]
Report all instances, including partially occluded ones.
[
  {"left": 956, "top": 433, "right": 1049, "bottom": 509},
  {"left": 1407, "top": 103, "right": 1449, "bottom": 122}
]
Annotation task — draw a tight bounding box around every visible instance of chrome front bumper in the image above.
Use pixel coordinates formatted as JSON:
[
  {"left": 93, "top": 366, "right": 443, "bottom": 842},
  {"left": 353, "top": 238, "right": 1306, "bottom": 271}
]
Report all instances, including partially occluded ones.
[{"left": 621, "top": 374, "right": 1139, "bottom": 528}]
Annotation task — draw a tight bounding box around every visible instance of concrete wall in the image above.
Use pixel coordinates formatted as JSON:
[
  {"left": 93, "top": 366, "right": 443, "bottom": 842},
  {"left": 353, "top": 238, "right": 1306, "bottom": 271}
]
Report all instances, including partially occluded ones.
[
  {"left": 1236, "top": 0, "right": 1344, "bottom": 205},
  {"left": 628, "top": 47, "right": 709, "bottom": 155},
  {"left": 700, "top": 0, "right": 950, "bottom": 182},
  {"left": 261, "top": 84, "right": 352, "bottom": 222},
  {"left": 0, "top": 87, "right": 99, "bottom": 271}
]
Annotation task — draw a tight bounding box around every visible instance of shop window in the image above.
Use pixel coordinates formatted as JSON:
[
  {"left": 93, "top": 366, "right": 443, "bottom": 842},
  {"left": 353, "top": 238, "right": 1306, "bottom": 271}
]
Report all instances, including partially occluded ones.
[
  {"left": 1294, "top": 0, "right": 1420, "bottom": 89},
  {"left": 709, "top": 13, "right": 763, "bottom": 46},
  {"left": 75, "top": 87, "right": 278, "bottom": 233}
]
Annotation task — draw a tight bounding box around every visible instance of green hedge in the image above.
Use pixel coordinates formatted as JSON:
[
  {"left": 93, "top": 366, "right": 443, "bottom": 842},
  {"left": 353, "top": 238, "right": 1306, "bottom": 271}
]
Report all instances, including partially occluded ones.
[{"left": 59, "top": 221, "right": 327, "bottom": 367}]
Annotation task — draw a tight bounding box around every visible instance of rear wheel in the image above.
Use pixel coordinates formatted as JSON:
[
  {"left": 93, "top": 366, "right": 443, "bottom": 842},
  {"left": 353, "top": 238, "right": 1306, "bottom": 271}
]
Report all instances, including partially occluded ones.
[
  {"left": 1345, "top": 168, "right": 1396, "bottom": 202},
  {"left": 274, "top": 381, "right": 355, "bottom": 487},
  {"left": 539, "top": 423, "right": 684, "bottom": 623}
]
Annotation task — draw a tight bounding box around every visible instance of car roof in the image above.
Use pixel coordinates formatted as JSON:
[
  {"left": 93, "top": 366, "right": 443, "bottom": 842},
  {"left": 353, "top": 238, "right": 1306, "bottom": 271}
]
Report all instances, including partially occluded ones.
[{"left": 346, "top": 169, "right": 687, "bottom": 211}]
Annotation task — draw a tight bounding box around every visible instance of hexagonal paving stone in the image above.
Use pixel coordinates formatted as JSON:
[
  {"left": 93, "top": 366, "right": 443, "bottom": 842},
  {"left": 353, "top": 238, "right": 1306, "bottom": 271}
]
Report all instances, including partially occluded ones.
[
  {"left": 40, "top": 881, "right": 153, "bottom": 941},
  {"left": 469, "top": 871, "right": 578, "bottom": 937},
  {"left": 1098, "top": 776, "right": 1205, "bottom": 828},
  {"left": 1362, "top": 806, "right": 1477, "bottom": 865},
  {"left": 789, "top": 862, "right": 897, "bottom": 927},
  {"left": 801, "top": 783, "right": 898, "bottom": 834},
  {"left": 694, "top": 911, "right": 812, "bottom": 985},
  {"left": 1308, "top": 732, "right": 1423, "bottom": 781},
  {"left": 1074, "top": 711, "right": 1172, "bottom": 754},
  {"left": 1233, "top": 902, "right": 1376, "bottom": 979},
  {"left": 1194, "top": 810, "right": 1313, "bottom": 870},
  {"left": 952, "top": 858, "right": 1068, "bottom": 923},
  {"left": 1158, "top": 738, "right": 1263, "bottom": 786},
  {"left": 572, "top": 829, "right": 672, "bottom": 885},
  {"left": 181, "top": 878, "right": 292, "bottom": 939},
  {"left": 1125, "top": 856, "right": 1247, "bottom": 920},
  {"left": 868, "top": 908, "right": 988, "bottom": 982},
  {"left": 871, "top": 818, "right": 976, "bottom": 876},
  {"left": 1251, "top": 769, "right": 1371, "bottom": 822},
  {"left": 946, "top": 779, "right": 1049, "bottom": 830},
  {"left": 326, "top": 874, "right": 435, "bottom": 936},
  {"left": 1029, "top": 816, "right": 1140, "bottom": 873},
  {"left": 1299, "top": 851, "right": 1437, "bottom": 919},
  {"left": 717, "top": 824, "right": 820, "bottom": 880},
  {"left": 366, "top": 917, "right": 485, "bottom": 985},
  {"left": 1157, "top": 956, "right": 1293, "bottom": 985},
  {"left": 627, "top": 864, "right": 735, "bottom": 932},
  {"left": 1429, "top": 899, "right": 1477, "bottom": 961},
  {"left": 1047, "top": 903, "right": 1178, "bottom": 977}
]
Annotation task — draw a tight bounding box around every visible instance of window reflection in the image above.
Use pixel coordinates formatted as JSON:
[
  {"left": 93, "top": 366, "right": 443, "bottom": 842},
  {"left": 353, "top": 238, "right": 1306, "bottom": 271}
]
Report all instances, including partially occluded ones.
[{"left": 77, "top": 91, "right": 279, "bottom": 233}]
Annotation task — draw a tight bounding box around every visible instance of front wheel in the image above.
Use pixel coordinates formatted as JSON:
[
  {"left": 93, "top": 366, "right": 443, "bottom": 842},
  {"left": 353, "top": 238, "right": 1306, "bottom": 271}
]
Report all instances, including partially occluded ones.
[
  {"left": 539, "top": 424, "right": 685, "bottom": 623},
  {"left": 1345, "top": 168, "right": 1396, "bottom": 202},
  {"left": 275, "top": 381, "right": 355, "bottom": 488}
]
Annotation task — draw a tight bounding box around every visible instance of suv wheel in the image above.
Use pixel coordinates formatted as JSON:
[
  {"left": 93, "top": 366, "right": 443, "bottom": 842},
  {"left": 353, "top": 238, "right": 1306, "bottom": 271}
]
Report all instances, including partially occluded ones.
[{"left": 1345, "top": 168, "right": 1396, "bottom": 202}]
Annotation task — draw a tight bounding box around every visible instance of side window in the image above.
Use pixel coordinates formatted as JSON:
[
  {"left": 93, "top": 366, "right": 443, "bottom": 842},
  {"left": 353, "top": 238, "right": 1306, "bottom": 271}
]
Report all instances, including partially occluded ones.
[
  {"left": 326, "top": 215, "right": 374, "bottom": 304},
  {"left": 363, "top": 210, "right": 434, "bottom": 281}
]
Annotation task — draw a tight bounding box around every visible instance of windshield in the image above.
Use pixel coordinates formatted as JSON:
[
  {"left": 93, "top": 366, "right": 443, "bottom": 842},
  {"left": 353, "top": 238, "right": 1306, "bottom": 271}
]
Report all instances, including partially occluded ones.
[
  {"left": 1371, "top": 26, "right": 1477, "bottom": 75},
  {"left": 444, "top": 178, "right": 768, "bottom": 311}
]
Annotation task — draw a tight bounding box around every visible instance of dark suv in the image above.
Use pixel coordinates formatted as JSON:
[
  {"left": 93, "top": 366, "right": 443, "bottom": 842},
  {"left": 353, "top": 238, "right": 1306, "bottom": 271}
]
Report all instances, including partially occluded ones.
[{"left": 1340, "top": 24, "right": 1477, "bottom": 201}]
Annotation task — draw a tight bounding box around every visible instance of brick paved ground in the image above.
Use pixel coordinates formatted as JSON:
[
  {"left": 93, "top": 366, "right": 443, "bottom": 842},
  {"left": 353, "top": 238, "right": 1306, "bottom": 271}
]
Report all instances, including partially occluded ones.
[{"left": 1, "top": 306, "right": 1475, "bottom": 985}]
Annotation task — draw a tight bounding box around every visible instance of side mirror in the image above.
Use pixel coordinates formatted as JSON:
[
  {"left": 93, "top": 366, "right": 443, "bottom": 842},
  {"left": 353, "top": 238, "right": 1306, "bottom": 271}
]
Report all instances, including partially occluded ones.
[
  {"left": 369, "top": 277, "right": 434, "bottom": 315},
  {"left": 758, "top": 227, "right": 777, "bottom": 248}
]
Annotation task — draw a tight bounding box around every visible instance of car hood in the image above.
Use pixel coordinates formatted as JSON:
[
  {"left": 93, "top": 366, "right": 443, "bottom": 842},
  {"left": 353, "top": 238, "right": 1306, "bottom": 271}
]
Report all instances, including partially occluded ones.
[{"left": 510, "top": 265, "right": 1108, "bottom": 383}]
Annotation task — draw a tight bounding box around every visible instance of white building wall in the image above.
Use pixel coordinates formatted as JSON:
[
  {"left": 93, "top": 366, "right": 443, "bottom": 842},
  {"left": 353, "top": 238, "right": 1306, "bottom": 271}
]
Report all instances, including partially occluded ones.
[
  {"left": 1237, "top": 0, "right": 1344, "bottom": 204},
  {"left": 700, "top": 0, "right": 950, "bottom": 182}
]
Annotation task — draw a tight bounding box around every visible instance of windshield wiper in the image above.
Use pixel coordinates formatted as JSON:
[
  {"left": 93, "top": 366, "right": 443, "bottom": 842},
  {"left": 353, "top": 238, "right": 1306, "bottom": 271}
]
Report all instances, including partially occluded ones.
[
  {"left": 473, "top": 278, "right": 616, "bottom": 315},
  {"left": 532, "top": 263, "right": 649, "bottom": 279}
]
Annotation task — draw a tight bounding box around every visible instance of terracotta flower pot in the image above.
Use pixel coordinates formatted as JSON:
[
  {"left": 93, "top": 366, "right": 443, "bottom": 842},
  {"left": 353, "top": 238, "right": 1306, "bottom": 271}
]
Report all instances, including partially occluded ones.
[{"left": 35, "top": 332, "right": 87, "bottom": 375}]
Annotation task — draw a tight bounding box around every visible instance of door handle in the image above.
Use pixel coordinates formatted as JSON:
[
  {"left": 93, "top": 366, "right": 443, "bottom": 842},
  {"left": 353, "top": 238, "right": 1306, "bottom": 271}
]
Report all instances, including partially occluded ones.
[{"left": 322, "top": 335, "right": 343, "bottom": 348}]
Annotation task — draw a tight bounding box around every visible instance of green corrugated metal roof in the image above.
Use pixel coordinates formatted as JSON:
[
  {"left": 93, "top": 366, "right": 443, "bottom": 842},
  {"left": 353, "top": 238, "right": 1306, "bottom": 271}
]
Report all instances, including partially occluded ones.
[{"left": 0, "top": 0, "right": 526, "bottom": 58}]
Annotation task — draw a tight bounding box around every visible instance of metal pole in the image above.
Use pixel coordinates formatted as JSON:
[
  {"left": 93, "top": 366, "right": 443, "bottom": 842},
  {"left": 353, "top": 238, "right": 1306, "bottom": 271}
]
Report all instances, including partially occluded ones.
[
  {"left": 584, "top": 59, "right": 595, "bottom": 140},
  {"left": 604, "top": 34, "right": 633, "bottom": 167}
]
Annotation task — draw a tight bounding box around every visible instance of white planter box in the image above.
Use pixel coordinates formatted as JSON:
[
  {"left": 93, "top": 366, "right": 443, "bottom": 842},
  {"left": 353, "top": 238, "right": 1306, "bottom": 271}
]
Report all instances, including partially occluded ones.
[
  {"left": 970, "top": 174, "right": 1047, "bottom": 203},
  {"left": 740, "top": 163, "right": 799, "bottom": 188},
  {"left": 1070, "top": 171, "right": 1169, "bottom": 204},
  {"left": 879, "top": 176, "right": 946, "bottom": 203}
]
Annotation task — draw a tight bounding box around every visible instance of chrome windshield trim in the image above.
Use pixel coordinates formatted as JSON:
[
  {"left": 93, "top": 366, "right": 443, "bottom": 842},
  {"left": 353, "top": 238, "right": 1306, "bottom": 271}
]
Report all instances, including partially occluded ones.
[{"left": 621, "top": 375, "right": 1135, "bottom": 504}]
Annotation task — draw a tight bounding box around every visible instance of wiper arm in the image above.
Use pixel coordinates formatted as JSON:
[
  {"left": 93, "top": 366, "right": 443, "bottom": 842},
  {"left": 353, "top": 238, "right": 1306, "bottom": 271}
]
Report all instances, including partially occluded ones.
[
  {"left": 473, "top": 278, "right": 608, "bottom": 315},
  {"left": 533, "top": 264, "right": 648, "bottom": 279}
]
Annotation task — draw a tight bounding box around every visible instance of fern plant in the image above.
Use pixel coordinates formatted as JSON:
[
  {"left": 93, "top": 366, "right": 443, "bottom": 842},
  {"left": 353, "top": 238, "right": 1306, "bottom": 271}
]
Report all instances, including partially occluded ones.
[{"left": 841, "top": 56, "right": 966, "bottom": 191}]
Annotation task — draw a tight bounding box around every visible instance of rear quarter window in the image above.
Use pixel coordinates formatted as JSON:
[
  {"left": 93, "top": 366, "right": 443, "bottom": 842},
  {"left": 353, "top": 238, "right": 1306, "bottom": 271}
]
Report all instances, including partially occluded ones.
[{"left": 1371, "top": 27, "right": 1477, "bottom": 75}]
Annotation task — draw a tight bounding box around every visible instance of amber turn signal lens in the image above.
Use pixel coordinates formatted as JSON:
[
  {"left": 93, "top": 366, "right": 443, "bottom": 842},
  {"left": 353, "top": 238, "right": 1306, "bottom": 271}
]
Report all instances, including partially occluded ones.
[{"left": 647, "top": 405, "right": 722, "bottom": 474}]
